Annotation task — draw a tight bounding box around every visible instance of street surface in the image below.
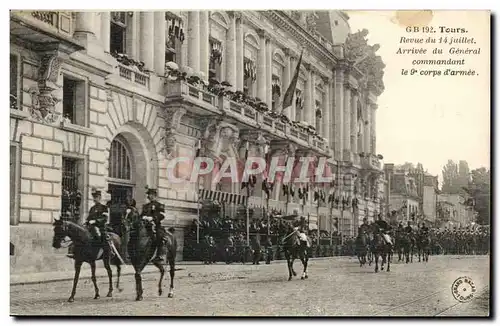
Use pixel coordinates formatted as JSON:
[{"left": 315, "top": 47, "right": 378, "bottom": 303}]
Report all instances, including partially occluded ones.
[{"left": 11, "top": 255, "right": 489, "bottom": 316}]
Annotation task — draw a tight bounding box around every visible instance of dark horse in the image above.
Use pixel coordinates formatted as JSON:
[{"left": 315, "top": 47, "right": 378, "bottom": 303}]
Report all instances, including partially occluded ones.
[
  {"left": 52, "top": 217, "right": 123, "bottom": 302},
  {"left": 355, "top": 231, "right": 372, "bottom": 267},
  {"left": 370, "top": 230, "right": 392, "bottom": 273},
  {"left": 416, "top": 231, "right": 431, "bottom": 263},
  {"left": 127, "top": 215, "right": 177, "bottom": 300},
  {"left": 280, "top": 223, "right": 309, "bottom": 281}
]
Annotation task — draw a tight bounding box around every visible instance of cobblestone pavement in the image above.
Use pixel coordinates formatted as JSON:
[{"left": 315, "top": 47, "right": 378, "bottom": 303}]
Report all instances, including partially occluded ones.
[{"left": 11, "top": 255, "right": 489, "bottom": 316}]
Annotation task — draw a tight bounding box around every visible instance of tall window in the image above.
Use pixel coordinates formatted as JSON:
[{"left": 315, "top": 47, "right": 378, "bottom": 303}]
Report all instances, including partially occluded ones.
[
  {"left": 244, "top": 57, "right": 256, "bottom": 96},
  {"left": 295, "top": 89, "right": 303, "bottom": 121},
  {"left": 109, "top": 137, "right": 132, "bottom": 182},
  {"left": 62, "top": 76, "right": 86, "bottom": 126},
  {"left": 209, "top": 38, "right": 223, "bottom": 80},
  {"left": 10, "top": 54, "right": 19, "bottom": 110},
  {"left": 271, "top": 74, "right": 281, "bottom": 111},
  {"left": 165, "top": 13, "right": 184, "bottom": 65},
  {"left": 61, "top": 157, "right": 83, "bottom": 222},
  {"left": 110, "top": 12, "right": 127, "bottom": 54},
  {"left": 315, "top": 99, "right": 322, "bottom": 134}
]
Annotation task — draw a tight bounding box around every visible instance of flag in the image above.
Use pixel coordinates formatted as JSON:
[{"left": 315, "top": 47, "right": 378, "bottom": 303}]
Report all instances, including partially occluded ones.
[{"left": 280, "top": 49, "right": 303, "bottom": 114}]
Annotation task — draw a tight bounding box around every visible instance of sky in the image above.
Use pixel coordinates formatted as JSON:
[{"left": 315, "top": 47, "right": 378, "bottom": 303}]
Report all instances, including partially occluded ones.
[{"left": 346, "top": 11, "right": 490, "bottom": 181}]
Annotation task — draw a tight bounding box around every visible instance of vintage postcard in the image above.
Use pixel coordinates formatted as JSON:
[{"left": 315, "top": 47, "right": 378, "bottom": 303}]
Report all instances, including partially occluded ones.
[{"left": 9, "top": 9, "right": 490, "bottom": 317}]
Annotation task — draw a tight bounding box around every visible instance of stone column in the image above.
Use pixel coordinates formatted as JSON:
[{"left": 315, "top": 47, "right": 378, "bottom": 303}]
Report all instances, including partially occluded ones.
[
  {"left": 310, "top": 69, "right": 316, "bottom": 126},
  {"left": 100, "top": 12, "right": 111, "bottom": 53},
  {"left": 235, "top": 13, "right": 244, "bottom": 91},
  {"left": 257, "top": 30, "right": 267, "bottom": 102},
  {"left": 187, "top": 11, "right": 200, "bottom": 72},
  {"left": 334, "top": 68, "right": 344, "bottom": 160},
  {"left": 140, "top": 12, "right": 155, "bottom": 71},
  {"left": 364, "top": 102, "right": 371, "bottom": 154},
  {"left": 303, "top": 65, "right": 311, "bottom": 123},
  {"left": 199, "top": 11, "right": 210, "bottom": 80},
  {"left": 74, "top": 12, "right": 95, "bottom": 36},
  {"left": 290, "top": 55, "right": 297, "bottom": 120},
  {"left": 226, "top": 13, "right": 237, "bottom": 88},
  {"left": 125, "top": 13, "right": 138, "bottom": 59},
  {"left": 351, "top": 88, "right": 359, "bottom": 154},
  {"left": 283, "top": 49, "right": 291, "bottom": 118},
  {"left": 323, "top": 77, "right": 330, "bottom": 139},
  {"left": 329, "top": 80, "right": 335, "bottom": 150},
  {"left": 154, "top": 11, "right": 166, "bottom": 75},
  {"left": 343, "top": 83, "right": 351, "bottom": 158},
  {"left": 371, "top": 104, "right": 378, "bottom": 154},
  {"left": 266, "top": 39, "right": 273, "bottom": 108}
]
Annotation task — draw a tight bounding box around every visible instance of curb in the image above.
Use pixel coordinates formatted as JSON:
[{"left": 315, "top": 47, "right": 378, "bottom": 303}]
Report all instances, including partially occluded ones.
[{"left": 10, "top": 256, "right": 346, "bottom": 286}]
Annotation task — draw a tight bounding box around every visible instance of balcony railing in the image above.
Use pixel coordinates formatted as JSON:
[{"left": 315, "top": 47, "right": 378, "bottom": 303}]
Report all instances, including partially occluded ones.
[
  {"left": 118, "top": 64, "right": 150, "bottom": 89},
  {"left": 25, "top": 11, "right": 73, "bottom": 36},
  {"left": 165, "top": 80, "right": 328, "bottom": 155}
]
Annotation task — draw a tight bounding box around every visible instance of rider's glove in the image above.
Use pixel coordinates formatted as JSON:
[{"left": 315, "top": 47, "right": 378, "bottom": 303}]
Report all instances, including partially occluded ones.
[
  {"left": 143, "top": 216, "right": 153, "bottom": 222},
  {"left": 89, "top": 220, "right": 96, "bottom": 225}
]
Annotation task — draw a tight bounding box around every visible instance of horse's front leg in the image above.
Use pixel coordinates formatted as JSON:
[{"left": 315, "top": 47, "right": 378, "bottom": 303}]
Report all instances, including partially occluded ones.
[
  {"left": 300, "top": 256, "right": 308, "bottom": 280},
  {"left": 115, "top": 264, "right": 123, "bottom": 292},
  {"left": 153, "top": 261, "right": 165, "bottom": 296},
  {"left": 68, "top": 260, "right": 83, "bottom": 302},
  {"left": 89, "top": 261, "right": 100, "bottom": 299},
  {"left": 387, "top": 250, "right": 391, "bottom": 272},
  {"left": 103, "top": 257, "right": 113, "bottom": 297},
  {"left": 168, "top": 258, "right": 175, "bottom": 298},
  {"left": 374, "top": 254, "right": 379, "bottom": 273},
  {"left": 381, "top": 254, "right": 385, "bottom": 271},
  {"left": 135, "top": 271, "right": 143, "bottom": 301}
]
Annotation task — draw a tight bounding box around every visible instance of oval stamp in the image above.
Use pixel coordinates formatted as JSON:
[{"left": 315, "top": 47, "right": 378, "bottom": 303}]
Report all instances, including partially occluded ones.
[{"left": 451, "top": 276, "right": 477, "bottom": 303}]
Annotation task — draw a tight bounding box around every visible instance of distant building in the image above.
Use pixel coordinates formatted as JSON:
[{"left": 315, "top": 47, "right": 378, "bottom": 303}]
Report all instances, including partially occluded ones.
[{"left": 437, "top": 193, "right": 475, "bottom": 227}]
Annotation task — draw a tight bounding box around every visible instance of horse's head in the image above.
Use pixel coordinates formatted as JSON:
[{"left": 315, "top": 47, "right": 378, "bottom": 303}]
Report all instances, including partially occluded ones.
[{"left": 52, "top": 216, "right": 68, "bottom": 249}]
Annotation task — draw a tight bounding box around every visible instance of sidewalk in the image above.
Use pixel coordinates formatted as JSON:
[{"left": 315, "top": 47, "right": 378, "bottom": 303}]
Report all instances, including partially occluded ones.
[{"left": 10, "top": 256, "right": 345, "bottom": 286}]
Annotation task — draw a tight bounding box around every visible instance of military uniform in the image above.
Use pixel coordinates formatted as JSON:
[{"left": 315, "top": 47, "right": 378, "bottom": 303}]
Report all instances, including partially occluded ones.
[
  {"left": 141, "top": 188, "right": 167, "bottom": 263},
  {"left": 374, "top": 218, "right": 392, "bottom": 245},
  {"left": 86, "top": 191, "right": 109, "bottom": 243},
  {"left": 293, "top": 217, "right": 310, "bottom": 247}
]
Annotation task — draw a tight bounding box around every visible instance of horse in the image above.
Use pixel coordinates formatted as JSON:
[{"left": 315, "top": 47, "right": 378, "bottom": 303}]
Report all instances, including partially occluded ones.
[
  {"left": 280, "top": 223, "right": 309, "bottom": 281},
  {"left": 370, "top": 230, "right": 392, "bottom": 273},
  {"left": 355, "top": 231, "right": 371, "bottom": 267},
  {"left": 127, "top": 216, "right": 177, "bottom": 300},
  {"left": 51, "top": 217, "right": 123, "bottom": 302},
  {"left": 416, "top": 231, "right": 431, "bottom": 263}
]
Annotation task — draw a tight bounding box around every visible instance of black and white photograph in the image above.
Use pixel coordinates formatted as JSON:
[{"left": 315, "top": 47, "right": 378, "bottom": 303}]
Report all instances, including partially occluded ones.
[{"left": 8, "top": 8, "right": 491, "bottom": 317}]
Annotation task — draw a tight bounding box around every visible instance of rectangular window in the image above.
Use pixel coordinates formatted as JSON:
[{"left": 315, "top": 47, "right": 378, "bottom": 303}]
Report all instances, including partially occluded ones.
[
  {"left": 10, "top": 54, "right": 19, "bottom": 110},
  {"left": 244, "top": 57, "right": 256, "bottom": 97},
  {"left": 62, "top": 76, "right": 86, "bottom": 126},
  {"left": 61, "top": 157, "right": 83, "bottom": 222},
  {"left": 209, "top": 38, "right": 223, "bottom": 81},
  {"left": 165, "top": 15, "right": 184, "bottom": 66},
  {"left": 110, "top": 12, "right": 127, "bottom": 54}
]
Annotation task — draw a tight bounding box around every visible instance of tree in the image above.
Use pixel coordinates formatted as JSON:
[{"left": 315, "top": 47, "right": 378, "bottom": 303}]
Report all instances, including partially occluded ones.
[
  {"left": 457, "top": 160, "right": 471, "bottom": 193},
  {"left": 462, "top": 167, "right": 490, "bottom": 225},
  {"left": 441, "top": 160, "right": 460, "bottom": 194}
]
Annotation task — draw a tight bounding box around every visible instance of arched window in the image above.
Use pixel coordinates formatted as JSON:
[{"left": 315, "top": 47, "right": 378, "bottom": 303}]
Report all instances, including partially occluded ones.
[{"left": 108, "top": 136, "right": 132, "bottom": 182}]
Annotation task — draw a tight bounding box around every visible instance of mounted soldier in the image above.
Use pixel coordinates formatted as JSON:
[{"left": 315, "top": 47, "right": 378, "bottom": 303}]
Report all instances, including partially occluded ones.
[
  {"left": 358, "top": 217, "right": 370, "bottom": 236},
  {"left": 86, "top": 188, "right": 110, "bottom": 244},
  {"left": 373, "top": 214, "right": 393, "bottom": 246},
  {"left": 141, "top": 187, "right": 167, "bottom": 264},
  {"left": 293, "top": 216, "right": 311, "bottom": 248}
]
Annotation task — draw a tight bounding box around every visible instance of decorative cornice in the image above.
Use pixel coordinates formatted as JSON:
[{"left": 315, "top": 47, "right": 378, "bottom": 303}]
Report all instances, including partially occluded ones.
[
  {"left": 262, "top": 11, "right": 339, "bottom": 64},
  {"left": 228, "top": 10, "right": 242, "bottom": 21},
  {"left": 256, "top": 28, "right": 270, "bottom": 40}
]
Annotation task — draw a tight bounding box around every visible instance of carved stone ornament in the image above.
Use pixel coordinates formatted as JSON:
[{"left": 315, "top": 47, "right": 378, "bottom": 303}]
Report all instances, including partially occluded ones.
[
  {"left": 163, "top": 107, "right": 187, "bottom": 157},
  {"left": 200, "top": 118, "right": 240, "bottom": 158},
  {"left": 26, "top": 50, "right": 64, "bottom": 124},
  {"left": 344, "top": 29, "right": 386, "bottom": 92}
]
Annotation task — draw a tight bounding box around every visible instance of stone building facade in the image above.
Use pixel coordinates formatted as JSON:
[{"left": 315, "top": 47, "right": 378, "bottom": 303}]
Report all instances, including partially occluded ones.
[{"left": 10, "top": 10, "right": 385, "bottom": 273}]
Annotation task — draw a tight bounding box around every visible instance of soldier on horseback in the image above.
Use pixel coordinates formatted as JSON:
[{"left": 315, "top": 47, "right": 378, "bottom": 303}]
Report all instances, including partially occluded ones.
[
  {"left": 358, "top": 217, "right": 370, "bottom": 235},
  {"left": 141, "top": 188, "right": 167, "bottom": 264},
  {"left": 420, "top": 222, "right": 430, "bottom": 234},
  {"left": 86, "top": 188, "right": 110, "bottom": 244},
  {"left": 293, "top": 216, "right": 311, "bottom": 248},
  {"left": 373, "top": 214, "right": 393, "bottom": 245}
]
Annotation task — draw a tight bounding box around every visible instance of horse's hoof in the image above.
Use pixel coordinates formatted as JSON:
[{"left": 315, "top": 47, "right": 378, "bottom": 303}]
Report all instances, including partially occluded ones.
[
  {"left": 94, "top": 294, "right": 100, "bottom": 299},
  {"left": 292, "top": 271, "right": 297, "bottom": 276},
  {"left": 118, "top": 288, "right": 124, "bottom": 293},
  {"left": 135, "top": 296, "right": 143, "bottom": 301},
  {"left": 305, "top": 275, "right": 308, "bottom": 279},
  {"left": 301, "top": 276, "right": 304, "bottom": 280},
  {"left": 68, "top": 297, "right": 74, "bottom": 303},
  {"left": 159, "top": 290, "right": 163, "bottom": 296},
  {"left": 288, "top": 277, "right": 292, "bottom": 281},
  {"left": 168, "top": 293, "right": 174, "bottom": 298}
]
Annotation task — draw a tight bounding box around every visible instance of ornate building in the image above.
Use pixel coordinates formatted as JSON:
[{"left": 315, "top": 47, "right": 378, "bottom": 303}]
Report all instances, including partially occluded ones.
[{"left": 10, "top": 10, "right": 385, "bottom": 272}]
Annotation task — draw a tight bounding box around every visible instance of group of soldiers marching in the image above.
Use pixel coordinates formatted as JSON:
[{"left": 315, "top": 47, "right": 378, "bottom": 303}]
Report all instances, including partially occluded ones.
[{"left": 65, "top": 187, "right": 169, "bottom": 264}]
